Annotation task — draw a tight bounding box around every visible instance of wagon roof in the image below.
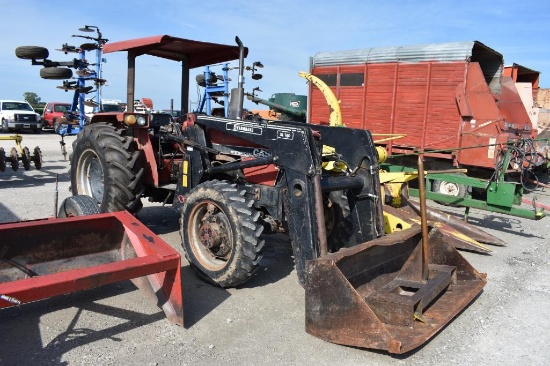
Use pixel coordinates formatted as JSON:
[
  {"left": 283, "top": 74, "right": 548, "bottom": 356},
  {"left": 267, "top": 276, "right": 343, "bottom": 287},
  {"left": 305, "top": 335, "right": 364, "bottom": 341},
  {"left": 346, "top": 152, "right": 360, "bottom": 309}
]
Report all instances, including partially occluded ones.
[
  {"left": 504, "top": 63, "right": 540, "bottom": 76},
  {"left": 312, "top": 40, "right": 502, "bottom": 67},
  {"left": 103, "top": 35, "right": 247, "bottom": 68}
]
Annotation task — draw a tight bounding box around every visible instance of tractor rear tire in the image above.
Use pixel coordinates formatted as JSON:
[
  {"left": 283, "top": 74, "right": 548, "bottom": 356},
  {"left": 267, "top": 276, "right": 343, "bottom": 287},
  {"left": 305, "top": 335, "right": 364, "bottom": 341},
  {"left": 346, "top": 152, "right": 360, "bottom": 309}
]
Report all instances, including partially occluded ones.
[
  {"left": 70, "top": 122, "right": 144, "bottom": 213},
  {"left": 180, "top": 180, "right": 265, "bottom": 288},
  {"left": 15, "top": 46, "right": 49, "bottom": 60},
  {"left": 58, "top": 195, "right": 100, "bottom": 217},
  {"left": 40, "top": 67, "right": 73, "bottom": 80}
]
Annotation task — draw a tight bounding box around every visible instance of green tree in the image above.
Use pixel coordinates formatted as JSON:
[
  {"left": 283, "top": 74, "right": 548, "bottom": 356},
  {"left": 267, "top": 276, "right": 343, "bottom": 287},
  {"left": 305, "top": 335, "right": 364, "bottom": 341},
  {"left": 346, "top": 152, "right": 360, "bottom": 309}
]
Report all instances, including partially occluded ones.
[{"left": 23, "top": 92, "right": 41, "bottom": 106}]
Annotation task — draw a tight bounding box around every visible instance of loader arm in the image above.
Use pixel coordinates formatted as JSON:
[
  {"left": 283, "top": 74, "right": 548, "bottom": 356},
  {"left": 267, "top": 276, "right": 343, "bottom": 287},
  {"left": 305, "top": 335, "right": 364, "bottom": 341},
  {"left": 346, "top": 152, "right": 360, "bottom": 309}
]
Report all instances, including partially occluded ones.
[{"left": 177, "top": 115, "right": 384, "bottom": 283}]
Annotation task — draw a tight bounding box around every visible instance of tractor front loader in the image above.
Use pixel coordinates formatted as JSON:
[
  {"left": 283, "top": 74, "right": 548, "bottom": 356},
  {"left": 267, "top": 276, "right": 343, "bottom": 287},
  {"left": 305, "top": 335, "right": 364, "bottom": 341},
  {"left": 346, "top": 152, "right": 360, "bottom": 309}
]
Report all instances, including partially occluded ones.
[
  {"left": 67, "top": 34, "right": 486, "bottom": 353},
  {"left": 177, "top": 115, "right": 486, "bottom": 353}
]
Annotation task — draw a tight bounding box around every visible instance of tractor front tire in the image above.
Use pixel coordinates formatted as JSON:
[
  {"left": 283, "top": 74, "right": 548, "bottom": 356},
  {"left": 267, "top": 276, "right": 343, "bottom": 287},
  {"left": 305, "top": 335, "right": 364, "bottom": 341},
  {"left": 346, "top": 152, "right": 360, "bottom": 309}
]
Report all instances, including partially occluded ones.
[
  {"left": 180, "top": 180, "right": 265, "bottom": 288},
  {"left": 70, "top": 122, "right": 144, "bottom": 213},
  {"left": 58, "top": 195, "right": 100, "bottom": 217}
]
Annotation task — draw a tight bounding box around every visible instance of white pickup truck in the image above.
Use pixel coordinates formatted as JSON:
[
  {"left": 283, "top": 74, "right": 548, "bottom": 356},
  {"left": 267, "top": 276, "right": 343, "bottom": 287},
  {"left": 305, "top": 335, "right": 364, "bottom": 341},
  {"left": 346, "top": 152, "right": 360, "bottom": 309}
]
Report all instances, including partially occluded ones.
[{"left": 0, "top": 100, "right": 42, "bottom": 133}]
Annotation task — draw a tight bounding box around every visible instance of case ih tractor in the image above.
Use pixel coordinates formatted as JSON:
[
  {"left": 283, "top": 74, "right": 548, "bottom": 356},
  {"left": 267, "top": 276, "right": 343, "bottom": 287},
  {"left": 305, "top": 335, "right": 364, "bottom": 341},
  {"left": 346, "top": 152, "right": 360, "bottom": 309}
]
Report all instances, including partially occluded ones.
[{"left": 67, "top": 34, "right": 487, "bottom": 353}]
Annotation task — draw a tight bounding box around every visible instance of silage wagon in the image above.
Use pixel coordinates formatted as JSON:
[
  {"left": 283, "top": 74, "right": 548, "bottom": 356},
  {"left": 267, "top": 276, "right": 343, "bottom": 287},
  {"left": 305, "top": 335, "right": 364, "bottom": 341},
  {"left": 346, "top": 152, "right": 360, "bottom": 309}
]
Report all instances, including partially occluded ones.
[{"left": 307, "top": 40, "right": 546, "bottom": 219}]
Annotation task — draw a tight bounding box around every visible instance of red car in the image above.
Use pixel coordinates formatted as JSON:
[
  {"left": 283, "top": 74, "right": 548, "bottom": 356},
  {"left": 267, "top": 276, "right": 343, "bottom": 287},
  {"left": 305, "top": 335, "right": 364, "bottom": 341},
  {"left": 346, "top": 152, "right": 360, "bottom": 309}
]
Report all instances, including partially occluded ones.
[{"left": 42, "top": 102, "right": 71, "bottom": 133}]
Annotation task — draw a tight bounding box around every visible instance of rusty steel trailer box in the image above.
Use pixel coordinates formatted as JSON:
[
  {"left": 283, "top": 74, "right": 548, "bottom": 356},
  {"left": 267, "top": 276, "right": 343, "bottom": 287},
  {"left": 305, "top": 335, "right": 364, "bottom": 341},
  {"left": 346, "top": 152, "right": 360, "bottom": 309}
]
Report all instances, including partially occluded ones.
[{"left": 308, "top": 41, "right": 535, "bottom": 173}]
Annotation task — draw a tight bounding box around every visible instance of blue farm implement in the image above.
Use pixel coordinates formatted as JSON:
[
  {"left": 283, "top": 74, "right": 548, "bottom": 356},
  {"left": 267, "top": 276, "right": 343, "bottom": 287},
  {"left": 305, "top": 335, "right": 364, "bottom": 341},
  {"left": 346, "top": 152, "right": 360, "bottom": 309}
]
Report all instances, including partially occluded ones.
[{"left": 16, "top": 25, "right": 108, "bottom": 159}]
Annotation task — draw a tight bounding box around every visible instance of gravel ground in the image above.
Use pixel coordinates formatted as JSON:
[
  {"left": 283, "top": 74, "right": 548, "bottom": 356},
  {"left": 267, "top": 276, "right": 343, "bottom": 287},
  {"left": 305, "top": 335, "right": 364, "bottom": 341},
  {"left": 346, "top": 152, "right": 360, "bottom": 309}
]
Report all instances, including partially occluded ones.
[{"left": 0, "top": 132, "right": 549, "bottom": 366}]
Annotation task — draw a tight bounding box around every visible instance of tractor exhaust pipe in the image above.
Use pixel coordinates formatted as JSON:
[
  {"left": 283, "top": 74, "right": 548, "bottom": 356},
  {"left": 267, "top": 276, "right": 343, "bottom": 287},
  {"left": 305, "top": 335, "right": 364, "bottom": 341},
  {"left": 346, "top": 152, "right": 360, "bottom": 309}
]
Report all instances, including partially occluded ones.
[{"left": 228, "top": 36, "right": 245, "bottom": 119}]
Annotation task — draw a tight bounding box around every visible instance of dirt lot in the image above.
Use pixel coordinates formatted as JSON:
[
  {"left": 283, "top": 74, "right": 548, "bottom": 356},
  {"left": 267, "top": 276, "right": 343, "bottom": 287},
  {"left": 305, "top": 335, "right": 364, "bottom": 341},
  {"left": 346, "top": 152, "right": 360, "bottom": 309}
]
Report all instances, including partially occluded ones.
[{"left": 1, "top": 133, "right": 549, "bottom": 365}]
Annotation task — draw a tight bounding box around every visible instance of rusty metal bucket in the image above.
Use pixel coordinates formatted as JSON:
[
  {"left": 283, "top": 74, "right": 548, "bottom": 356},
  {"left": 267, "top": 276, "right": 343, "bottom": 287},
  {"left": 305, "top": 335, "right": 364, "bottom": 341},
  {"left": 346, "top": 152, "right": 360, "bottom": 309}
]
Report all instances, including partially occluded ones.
[
  {"left": 0, "top": 211, "right": 183, "bottom": 326},
  {"left": 305, "top": 156, "right": 486, "bottom": 354},
  {"left": 305, "top": 225, "right": 486, "bottom": 354}
]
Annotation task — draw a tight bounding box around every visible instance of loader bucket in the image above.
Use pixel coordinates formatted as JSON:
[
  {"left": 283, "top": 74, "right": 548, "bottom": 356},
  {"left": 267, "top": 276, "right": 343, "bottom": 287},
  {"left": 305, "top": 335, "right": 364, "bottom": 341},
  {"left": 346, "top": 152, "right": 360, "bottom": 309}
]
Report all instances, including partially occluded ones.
[
  {"left": 305, "top": 225, "right": 486, "bottom": 354},
  {"left": 0, "top": 211, "right": 183, "bottom": 326}
]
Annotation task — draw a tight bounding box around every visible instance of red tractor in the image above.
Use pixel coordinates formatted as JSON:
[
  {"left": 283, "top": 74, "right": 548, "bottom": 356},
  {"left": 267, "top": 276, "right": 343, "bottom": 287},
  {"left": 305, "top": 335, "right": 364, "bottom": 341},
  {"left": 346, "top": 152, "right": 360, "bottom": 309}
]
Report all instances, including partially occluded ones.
[{"left": 70, "top": 35, "right": 377, "bottom": 286}]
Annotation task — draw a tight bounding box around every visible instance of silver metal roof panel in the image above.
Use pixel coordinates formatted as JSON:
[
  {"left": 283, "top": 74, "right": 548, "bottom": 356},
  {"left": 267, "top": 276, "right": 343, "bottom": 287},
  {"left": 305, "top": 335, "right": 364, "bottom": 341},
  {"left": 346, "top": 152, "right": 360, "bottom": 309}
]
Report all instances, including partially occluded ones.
[
  {"left": 312, "top": 41, "right": 502, "bottom": 66},
  {"left": 312, "top": 40, "right": 504, "bottom": 94}
]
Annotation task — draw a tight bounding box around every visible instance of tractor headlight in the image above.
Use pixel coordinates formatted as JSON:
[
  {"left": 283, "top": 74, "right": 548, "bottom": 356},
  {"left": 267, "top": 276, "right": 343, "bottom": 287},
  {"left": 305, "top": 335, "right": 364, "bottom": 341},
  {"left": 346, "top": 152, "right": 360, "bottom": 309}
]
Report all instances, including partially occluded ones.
[
  {"left": 124, "top": 114, "right": 137, "bottom": 125},
  {"left": 123, "top": 114, "right": 147, "bottom": 127},
  {"left": 137, "top": 116, "right": 147, "bottom": 126}
]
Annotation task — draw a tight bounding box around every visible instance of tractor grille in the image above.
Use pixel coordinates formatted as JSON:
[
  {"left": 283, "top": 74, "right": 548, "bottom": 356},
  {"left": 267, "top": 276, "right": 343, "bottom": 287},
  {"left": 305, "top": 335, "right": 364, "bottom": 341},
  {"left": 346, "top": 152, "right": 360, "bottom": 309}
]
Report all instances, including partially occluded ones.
[{"left": 15, "top": 114, "right": 37, "bottom": 122}]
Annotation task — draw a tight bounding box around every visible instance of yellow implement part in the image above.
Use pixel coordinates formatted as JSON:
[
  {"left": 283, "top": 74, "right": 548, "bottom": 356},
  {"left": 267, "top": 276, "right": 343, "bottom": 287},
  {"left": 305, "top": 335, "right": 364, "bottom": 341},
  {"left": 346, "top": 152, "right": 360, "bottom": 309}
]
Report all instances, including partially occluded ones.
[
  {"left": 382, "top": 181, "right": 408, "bottom": 207},
  {"left": 379, "top": 170, "right": 419, "bottom": 184},
  {"left": 414, "top": 312, "right": 427, "bottom": 323},
  {"left": 372, "top": 133, "right": 408, "bottom": 144},
  {"left": 379, "top": 168, "right": 468, "bottom": 184},
  {"left": 0, "top": 134, "right": 24, "bottom": 154},
  {"left": 384, "top": 205, "right": 492, "bottom": 253},
  {"left": 321, "top": 145, "right": 348, "bottom": 172},
  {"left": 409, "top": 218, "right": 492, "bottom": 253},
  {"left": 383, "top": 210, "right": 413, "bottom": 233},
  {"left": 299, "top": 71, "right": 342, "bottom": 127},
  {"left": 379, "top": 171, "right": 418, "bottom": 207},
  {"left": 375, "top": 146, "right": 388, "bottom": 163}
]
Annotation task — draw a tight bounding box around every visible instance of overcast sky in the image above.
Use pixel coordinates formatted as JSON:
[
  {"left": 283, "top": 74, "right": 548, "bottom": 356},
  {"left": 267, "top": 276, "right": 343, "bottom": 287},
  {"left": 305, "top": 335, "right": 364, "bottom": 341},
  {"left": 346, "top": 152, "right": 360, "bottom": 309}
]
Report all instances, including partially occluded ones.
[{"left": 1, "top": 0, "right": 549, "bottom": 111}]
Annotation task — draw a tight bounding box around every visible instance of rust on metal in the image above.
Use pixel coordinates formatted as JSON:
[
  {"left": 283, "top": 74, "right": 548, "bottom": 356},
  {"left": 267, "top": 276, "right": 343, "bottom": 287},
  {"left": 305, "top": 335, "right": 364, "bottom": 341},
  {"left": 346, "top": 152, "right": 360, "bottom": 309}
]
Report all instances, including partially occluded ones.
[
  {"left": 0, "top": 211, "right": 184, "bottom": 326},
  {"left": 313, "top": 174, "right": 329, "bottom": 257},
  {"left": 383, "top": 204, "right": 492, "bottom": 253},
  {"left": 404, "top": 200, "right": 506, "bottom": 246},
  {"left": 305, "top": 226, "right": 486, "bottom": 354},
  {"left": 417, "top": 155, "right": 430, "bottom": 280}
]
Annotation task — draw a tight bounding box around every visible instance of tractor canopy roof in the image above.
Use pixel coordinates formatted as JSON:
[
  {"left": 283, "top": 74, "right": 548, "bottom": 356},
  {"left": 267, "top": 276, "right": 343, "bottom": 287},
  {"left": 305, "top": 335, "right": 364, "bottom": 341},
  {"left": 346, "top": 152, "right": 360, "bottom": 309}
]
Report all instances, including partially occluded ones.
[{"left": 103, "top": 35, "right": 247, "bottom": 68}]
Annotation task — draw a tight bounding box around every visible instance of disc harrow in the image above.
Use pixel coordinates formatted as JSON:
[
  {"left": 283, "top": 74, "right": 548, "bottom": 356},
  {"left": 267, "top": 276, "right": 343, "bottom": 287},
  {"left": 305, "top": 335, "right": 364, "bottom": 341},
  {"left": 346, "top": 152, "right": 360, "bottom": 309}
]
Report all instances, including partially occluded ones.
[{"left": 0, "top": 135, "right": 42, "bottom": 172}]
